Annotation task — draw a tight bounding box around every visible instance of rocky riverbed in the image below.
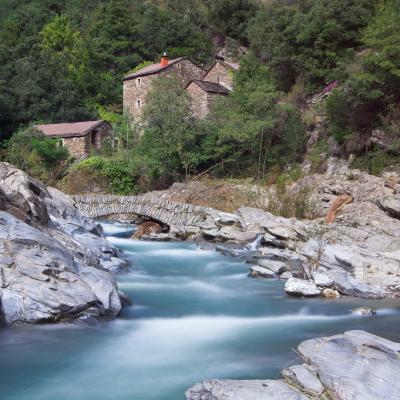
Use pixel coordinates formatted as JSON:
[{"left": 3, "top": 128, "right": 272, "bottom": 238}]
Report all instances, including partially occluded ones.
[
  {"left": 0, "top": 162, "right": 127, "bottom": 325},
  {"left": 136, "top": 159, "right": 400, "bottom": 300}
]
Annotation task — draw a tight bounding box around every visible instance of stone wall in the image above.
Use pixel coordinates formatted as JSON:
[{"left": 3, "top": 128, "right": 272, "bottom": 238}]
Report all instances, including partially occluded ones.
[
  {"left": 187, "top": 83, "right": 223, "bottom": 118},
  {"left": 204, "top": 61, "right": 235, "bottom": 90},
  {"left": 61, "top": 122, "right": 113, "bottom": 159},
  {"left": 187, "top": 82, "right": 209, "bottom": 118},
  {"left": 123, "top": 59, "right": 204, "bottom": 121},
  {"left": 63, "top": 136, "right": 88, "bottom": 159},
  {"left": 92, "top": 122, "right": 113, "bottom": 151}
]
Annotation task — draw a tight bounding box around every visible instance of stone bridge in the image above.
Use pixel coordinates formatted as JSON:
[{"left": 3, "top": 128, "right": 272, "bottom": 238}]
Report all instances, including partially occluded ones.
[{"left": 70, "top": 194, "right": 218, "bottom": 229}]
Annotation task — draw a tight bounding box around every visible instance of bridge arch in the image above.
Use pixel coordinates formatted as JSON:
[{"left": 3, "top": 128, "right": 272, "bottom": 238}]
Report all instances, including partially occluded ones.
[{"left": 70, "top": 194, "right": 215, "bottom": 229}]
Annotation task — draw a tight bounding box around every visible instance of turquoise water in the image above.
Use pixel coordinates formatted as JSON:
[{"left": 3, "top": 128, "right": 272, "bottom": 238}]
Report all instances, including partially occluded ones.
[{"left": 1, "top": 220, "right": 400, "bottom": 400}]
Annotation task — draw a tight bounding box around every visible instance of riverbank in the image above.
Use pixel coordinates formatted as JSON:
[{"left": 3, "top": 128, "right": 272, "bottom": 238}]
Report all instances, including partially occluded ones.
[{"left": 0, "top": 162, "right": 127, "bottom": 325}]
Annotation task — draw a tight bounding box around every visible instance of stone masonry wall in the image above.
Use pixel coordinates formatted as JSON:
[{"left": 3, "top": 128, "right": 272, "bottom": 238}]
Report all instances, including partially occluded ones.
[
  {"left": 63, "top": 136, "right": 88, "bottom": 159},
  {"left": 92, "top": 122, "right": 113, "bottom": 151},
  {"left": 71, "top": 193, "right": 219, "bottom": 231},
  {"left": 187, "top": 82, "right": 209, "bottom": 118},
  {"left": 62, "top": 122, "right": 113, "bottom": 159},
  {"left": 187, "top": 83, "right": 225, "bottom": 118},
  {"left": 204, "top": 61, "right": 234, "bottom": 90}
]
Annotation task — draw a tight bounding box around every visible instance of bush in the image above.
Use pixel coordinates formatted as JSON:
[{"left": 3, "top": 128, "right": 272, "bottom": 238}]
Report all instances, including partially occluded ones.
[
  {"left": 64, "top": 156, "right": 137, "bottom": 194},
  {"left": 267, "top": 177, "right": 317, "bottom": 219},
  {"left": 350, "top": 150, "right": 398, "bottom": 176},
  {"left": 3, "top": 126, "right": 70, "bottom": 184}
]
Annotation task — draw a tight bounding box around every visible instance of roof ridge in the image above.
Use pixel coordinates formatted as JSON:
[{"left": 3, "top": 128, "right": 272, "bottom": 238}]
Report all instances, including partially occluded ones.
[{"left": 123, "top": 57, "right": 186, "bottom": 80}]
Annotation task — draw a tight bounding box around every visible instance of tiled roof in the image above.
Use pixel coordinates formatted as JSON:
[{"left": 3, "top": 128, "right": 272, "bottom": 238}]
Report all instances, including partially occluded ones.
[
  {"left": 123, "top": 57, "right": 185, "bottom": 80},
  {"left": 189, "top": 80, "right": 231, "bottom": 95},
  {"left": 35, "top": 120, "right": 106, "bottom": 138}
]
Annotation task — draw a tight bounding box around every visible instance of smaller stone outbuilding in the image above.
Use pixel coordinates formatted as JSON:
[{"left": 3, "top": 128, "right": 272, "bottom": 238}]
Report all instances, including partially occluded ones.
[
  {"left": 203, "top": 59, "right": 239, "bottom": 91},
  {"left": 186, "top": 80, "right": 230, "bottom": 118},
  {"left": 35, "top": 120, "right": 113, "bottom": 159}
]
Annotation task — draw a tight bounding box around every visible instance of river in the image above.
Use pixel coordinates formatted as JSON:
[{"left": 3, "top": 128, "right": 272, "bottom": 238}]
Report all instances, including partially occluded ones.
[{"left": 1, "top": 220, "right": 399, "bottom": 400}]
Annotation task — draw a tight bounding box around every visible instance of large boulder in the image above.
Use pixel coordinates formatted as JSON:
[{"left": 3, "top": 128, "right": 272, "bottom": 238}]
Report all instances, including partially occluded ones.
[
  {"left": 0, "top": 163, "right": 126, "bottom": 325},
  {"left": 186, "top": 379, "right": 309, "bottom": 400},
  {"left": 186, "top": 331, "right": 400, "bottom": 400},
  {"left": 0, "top": 212, "right": 121, "bottom": 324},
  {"left": 378, "top": 195, "right": 400, "bottom": 219},
  {"left": 0, "top": 162, "right": 50, "bottom": 226},
  {"left": 284, "top": 278, "right": 321, "bottom": 297},
  {"left": 298, "top": 330, "right": 400, "bottom": 400}
]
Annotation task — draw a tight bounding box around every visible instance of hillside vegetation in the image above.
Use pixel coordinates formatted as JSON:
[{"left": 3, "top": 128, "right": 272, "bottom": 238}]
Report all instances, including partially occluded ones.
[{"left": 1, "top": 0, "right": 399, "bottom": 192}]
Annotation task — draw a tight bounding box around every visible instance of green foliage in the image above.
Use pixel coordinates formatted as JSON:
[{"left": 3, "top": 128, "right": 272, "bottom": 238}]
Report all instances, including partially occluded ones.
[
  {"left": 208, "top": 0, "right": 258, "bottom": 43},
  {"left": 137, "top": 76, "right": 203, "bottom": 184},
  {"left": 326, "top": 1, "right": 400, "bottom": 151},
  {"left": 2, "top": 126, "right": 70, "bottom": 183},
  {"left": 350, "top": 149, "right": 398, "bottom": 176},
  {"left": 248, "top": 0, "right": 378, "bottom": 91},
  {"left": 69, "top": 155, "right": 137, "bottom": 194},
  {"left": 0, "top": 0, "right": 214, "bottom": 138},
  {"left": 308, "top": 139, "right": 330, "bottom": 172},
  {"left": 206, "top": 55, "right": 306, "bottom": 177},
  {"left": 268, "top": 177, "right": 316, "bottom": 219}
]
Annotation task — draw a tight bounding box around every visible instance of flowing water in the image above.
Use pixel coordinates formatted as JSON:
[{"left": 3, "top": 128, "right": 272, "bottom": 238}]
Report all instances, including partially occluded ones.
[{"left": 1, "top": 220, "right": 400, "bottom": 400}]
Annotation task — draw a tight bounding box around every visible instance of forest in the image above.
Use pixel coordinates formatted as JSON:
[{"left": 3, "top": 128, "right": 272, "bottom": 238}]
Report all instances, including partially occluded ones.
[{"left": 0, "top": 0, "right": 399, "bottom": 193}]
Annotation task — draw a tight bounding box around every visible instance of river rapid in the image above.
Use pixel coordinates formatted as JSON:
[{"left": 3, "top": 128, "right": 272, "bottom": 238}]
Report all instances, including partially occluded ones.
[{"left": 1, "top": 220, "right": 399, "bottom": 400}]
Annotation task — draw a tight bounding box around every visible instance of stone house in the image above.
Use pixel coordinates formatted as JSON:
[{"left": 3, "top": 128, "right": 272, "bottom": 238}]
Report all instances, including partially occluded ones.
[
  {"left": 186, "top": 80, "right": 230, "bottom": 118},
  {"left": 123, "top": 55, "right": 204, "bottom": 120},
  {"left": 203, "top": 59, "right": 239, "bottom": 91},
  {"left": 123, "top": 54, "right": 239, "bottom": 120},
  {"left": 35, "top": 120, "right": 113, "bottom": 159}
]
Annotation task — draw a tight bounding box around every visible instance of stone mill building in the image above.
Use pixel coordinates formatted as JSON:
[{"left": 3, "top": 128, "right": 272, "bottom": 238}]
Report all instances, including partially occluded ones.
[
  {"left": 123, "top": 54, "right": 238, "bottom": 120},
  {"left": 35, "top": 120, "right": 113, "bottom": 159}
]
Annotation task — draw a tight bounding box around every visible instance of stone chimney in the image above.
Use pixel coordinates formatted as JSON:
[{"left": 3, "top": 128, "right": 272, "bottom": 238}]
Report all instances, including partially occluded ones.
[{"left": 160, "top": 52, "right": 169, "bottom": 67}]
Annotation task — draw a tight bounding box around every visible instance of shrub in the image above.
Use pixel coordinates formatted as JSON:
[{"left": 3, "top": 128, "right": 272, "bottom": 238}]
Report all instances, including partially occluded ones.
[
  {"left": 350, "top": 150, "right": 398, "bottom": 176},
  {"left": 3, "top": 126, "right": 70, "bottom": 184},
  {"left": 64, "top": 156, "right": 137, "bottom": 194}
]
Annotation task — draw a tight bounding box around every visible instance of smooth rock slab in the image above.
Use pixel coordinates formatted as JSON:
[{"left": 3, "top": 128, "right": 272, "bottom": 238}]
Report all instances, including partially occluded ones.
[
  {"left": 249, "top": 265, "right": 275, "bottom": 278},
  {"left": 298, "top": 330, "right": 400, "bottom": 400},
  {"left": 311, "top": 271, "right": 333, "bottom": 287},
  {"left": 186, "top": 331, "right": 400, "bottom": 400},
  {"left": 377, "top": 195, "right": 400, "bottom": 219},
  {"left": 285, "top": 278, "right": 321, "bottom": 297},
  {"left": 185, "top": 379, "right": 309, "bottom": 400}
]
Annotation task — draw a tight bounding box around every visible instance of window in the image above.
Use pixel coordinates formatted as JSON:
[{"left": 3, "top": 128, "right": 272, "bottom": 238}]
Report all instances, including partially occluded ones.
[
  {"left": 73, "top": 138, "right": 79, "bottom": 143},
  {"left": 60, "top": 139, "right": 65, "bottom": 147},
  {"left": 136, "top": 78, "right": 141, "bottom": 87},
  {"left": 217, "top": 76, "right": 220, "bottom": 83},
  {"left": 136, "top": 99, "right": 141, "bottom": 109}
]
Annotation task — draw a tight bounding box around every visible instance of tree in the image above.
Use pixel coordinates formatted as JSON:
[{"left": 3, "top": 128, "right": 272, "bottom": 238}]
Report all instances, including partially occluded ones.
[
  {"left": 207, "top": 55, "right": 305, "bottom": 177},
  {"left": 248, "top": 0, "right": 378, "bottom": 92},
  {"left": 137, "top": 76, "right": 202, "bottom": 183},
  {"left": 3, "top": 127, "right": 70, "bottom": 183},
  {"left": 326, "top": 1, "right": 400, "bottom": 147}
]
